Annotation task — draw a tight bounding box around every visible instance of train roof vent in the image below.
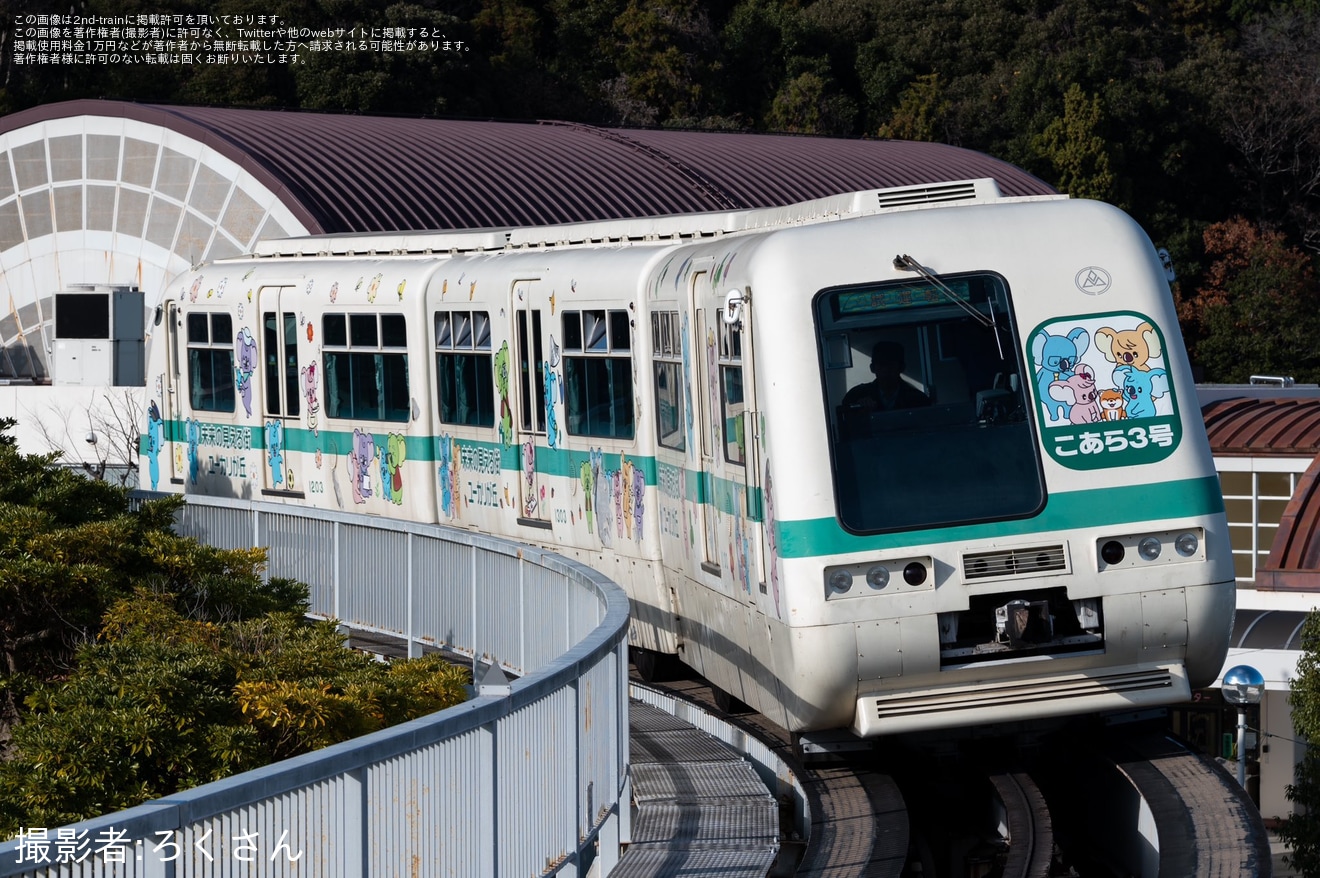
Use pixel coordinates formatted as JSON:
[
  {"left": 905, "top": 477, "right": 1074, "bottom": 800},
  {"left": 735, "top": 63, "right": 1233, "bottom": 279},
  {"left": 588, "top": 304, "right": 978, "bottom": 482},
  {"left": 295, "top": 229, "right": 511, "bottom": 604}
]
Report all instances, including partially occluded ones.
[
  {"left": 874, "top": 178, "right": 1001, "bottom": 210},
  {"left": 962, "top": 544, "right": 1069, "bottom": 582}
]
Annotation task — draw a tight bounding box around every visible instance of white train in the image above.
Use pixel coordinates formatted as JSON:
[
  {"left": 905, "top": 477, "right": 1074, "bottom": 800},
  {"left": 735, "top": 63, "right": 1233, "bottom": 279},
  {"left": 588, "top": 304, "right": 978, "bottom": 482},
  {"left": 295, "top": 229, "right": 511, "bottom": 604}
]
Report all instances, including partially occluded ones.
[{"left": 141, "top": 179, "right": 1235, "bottom": 736}]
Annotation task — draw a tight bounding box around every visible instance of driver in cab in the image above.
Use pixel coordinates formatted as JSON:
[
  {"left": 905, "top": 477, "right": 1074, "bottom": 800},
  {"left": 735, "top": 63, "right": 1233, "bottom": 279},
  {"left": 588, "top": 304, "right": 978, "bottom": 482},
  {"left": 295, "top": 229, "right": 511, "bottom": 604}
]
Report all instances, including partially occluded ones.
[{"left": 842, "top": 340, "right": 930, "bottom": 413}]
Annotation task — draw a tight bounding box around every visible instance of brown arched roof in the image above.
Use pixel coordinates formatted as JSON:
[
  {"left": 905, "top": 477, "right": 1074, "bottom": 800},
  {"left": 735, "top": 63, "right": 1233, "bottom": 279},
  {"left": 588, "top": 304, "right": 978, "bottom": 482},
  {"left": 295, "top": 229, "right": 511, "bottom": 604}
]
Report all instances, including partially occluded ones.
[
  {"left": 0, "top": 100, "right": 1056, "bottom": 235},
  {"left": 1204, "top": 396, "right": 1320, "bottom": 591},
  {"left": 1260, "top": 452, "right": 1320, "bottom": 591},
  {"left": 1201, "top": 397, "right": 1320, "bottom": 457}
]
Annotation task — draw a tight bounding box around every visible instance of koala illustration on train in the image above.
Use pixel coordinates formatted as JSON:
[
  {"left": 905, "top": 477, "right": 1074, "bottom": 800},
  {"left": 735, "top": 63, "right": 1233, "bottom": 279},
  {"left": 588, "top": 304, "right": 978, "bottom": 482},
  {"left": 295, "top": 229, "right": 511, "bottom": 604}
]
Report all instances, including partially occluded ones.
[
  {"left": 1113, "top": 365, "right": 1169, "bottom": 419},
  {"left": 1032, "top": 326, "right": 1090, "bottom": 422},
  {"left": 1096, "top": 322, "right": 1161, "bottom": 371},
  {"left": 1048, "top": 363, "right": 1102, "bottom": 424}
]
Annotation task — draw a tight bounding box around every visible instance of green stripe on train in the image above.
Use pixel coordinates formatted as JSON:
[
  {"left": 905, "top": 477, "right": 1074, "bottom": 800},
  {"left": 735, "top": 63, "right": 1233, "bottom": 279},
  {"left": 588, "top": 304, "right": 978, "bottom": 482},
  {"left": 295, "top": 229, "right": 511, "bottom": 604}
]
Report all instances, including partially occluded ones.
[
  {"left": 774, "top": 476, "right": 1225, "bottom": 559},
  {"left": 144, "top": 420, "right": 1217, "bottom": 554},
  {"left": 144, "top": 418, "right": 763, "bottom": 519}
]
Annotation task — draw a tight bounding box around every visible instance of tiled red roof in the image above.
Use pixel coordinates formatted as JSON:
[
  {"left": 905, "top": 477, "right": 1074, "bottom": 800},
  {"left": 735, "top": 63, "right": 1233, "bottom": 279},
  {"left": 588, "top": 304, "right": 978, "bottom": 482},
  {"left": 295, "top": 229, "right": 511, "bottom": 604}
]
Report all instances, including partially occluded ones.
[{"left": 0, "top": 100, "right": 1056, "bottom": 235}]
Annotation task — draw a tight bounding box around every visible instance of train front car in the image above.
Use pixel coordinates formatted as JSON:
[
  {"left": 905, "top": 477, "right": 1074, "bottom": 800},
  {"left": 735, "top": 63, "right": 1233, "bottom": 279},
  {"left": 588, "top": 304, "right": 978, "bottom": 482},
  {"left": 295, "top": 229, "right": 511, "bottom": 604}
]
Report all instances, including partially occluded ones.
[{"left": 750, "top": 197, "right": 1233, "bottom": 737}]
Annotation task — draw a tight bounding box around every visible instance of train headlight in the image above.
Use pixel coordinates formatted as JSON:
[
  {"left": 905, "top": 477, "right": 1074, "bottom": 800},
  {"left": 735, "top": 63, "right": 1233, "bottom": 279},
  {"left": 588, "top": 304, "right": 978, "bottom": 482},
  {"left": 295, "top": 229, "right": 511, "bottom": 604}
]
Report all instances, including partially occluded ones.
[
  {"left": 829, "top": 556, "right": 933, "bottom": 597},
  {"left": 1101, "top": 540, "right": 1125, "bottom": 565},
  {"left": 1138, "top": 537, "right": 1162, "bottom": 561},
  {"left": 1098, "top": 527, "right": 1202, "bottom": 570}
]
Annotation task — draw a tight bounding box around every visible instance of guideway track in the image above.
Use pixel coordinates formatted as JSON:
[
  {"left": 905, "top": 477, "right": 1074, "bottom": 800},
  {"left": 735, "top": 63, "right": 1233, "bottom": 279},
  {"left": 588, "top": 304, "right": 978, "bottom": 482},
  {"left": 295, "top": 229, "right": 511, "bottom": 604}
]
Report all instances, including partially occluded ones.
[
  {"left": 1036, "top": 725, "right": 1272, "bottom": 877},
  {"left": 988, "top": 770, "right": 1054, "bottom": 878},
  {"left": 1108, "top": 733, "right": 1271, "bottom": 877},
  {"left": 348, "top": 637, "right": 1268, "bottom": 878},
  {"left": 635, "top": 665, "right": 908, "bottom": 878}
]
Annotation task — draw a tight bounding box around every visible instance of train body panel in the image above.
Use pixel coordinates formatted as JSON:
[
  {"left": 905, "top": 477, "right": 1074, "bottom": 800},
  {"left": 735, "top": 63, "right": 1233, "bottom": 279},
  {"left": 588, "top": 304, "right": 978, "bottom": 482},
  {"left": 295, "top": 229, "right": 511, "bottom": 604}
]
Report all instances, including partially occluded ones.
[{"left": 142, "top": 183, "right": 1233, "bottom": 736}]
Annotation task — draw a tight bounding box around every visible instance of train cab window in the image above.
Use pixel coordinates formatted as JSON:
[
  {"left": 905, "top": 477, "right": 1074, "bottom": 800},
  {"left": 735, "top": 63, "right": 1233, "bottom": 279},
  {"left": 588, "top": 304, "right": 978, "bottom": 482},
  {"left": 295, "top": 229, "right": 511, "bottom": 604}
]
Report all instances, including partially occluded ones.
[
  {"left": 186, "top": 311, "right": 236, "bottom": 413},
  {"left": 563, "top": 309, "right": 634, "bottom": 439},
  {"left": 322, "top": 312, "right": 410, "bottom": 422},
  {"left": 652, "top": 311, "right": 685, "bottom": 451},
  {"left": 816, "top": 273, "right": 1044, "bottom": 533},
  {"left": 718, "top": 310, "right": 745, "bottom": 464},
  {"left": 435, "top": 310, "right": 494, "bottom": 427}
]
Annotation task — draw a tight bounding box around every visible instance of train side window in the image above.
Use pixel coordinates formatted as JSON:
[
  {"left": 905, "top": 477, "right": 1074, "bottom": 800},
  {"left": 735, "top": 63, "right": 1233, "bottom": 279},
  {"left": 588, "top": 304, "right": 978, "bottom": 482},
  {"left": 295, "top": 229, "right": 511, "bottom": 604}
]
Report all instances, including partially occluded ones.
[
  {"left": 283, "top": 313, "right": 300, "bottom": 416},
  {"left": 517, "top": 309, "right": 546, "bottom": 434},
  {"left": 324, "top": 314, "right": 347, "bottom": 346},
  {"left": 186, "top": 311, "right": 236, "bottom": 413},
  {"left": 262, "top": 311, "right": 300, "bottom": 417},
  {"left": 652, "top": 311, "right": 684, "bottom": 451},
  {"left": 563, "top": 308, "right": 634, "bottom": 440},
  {"left": 717, "top": 310, "right": 745, "bottom": 464},
  {"left": 322, "top": 312, "right": 410, "bottom": 422},
  {"left": 381, "top": 314, "right": 407, "bottom": 347},
  {"left": 350, "top": 314, "right": 378, "bottom": 346},
  {"left": 435, "top": 310, "right": 494, "bottom": 427}
]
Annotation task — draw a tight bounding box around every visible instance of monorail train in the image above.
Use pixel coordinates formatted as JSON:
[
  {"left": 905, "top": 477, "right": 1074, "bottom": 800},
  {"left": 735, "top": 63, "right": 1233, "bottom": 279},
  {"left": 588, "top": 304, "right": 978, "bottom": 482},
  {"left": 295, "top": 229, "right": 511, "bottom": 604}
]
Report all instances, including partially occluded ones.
[{"left": 140, "top": 178, "right": 1234, "bottom": 737}]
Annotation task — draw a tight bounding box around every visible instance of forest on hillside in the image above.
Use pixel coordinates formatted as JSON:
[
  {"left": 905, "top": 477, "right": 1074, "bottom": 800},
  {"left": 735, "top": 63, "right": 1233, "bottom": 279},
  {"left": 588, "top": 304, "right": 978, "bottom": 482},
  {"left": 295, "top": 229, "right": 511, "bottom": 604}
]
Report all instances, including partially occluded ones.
[{"left": 3, "top": 0, "right": 1320, "bottom": 381}]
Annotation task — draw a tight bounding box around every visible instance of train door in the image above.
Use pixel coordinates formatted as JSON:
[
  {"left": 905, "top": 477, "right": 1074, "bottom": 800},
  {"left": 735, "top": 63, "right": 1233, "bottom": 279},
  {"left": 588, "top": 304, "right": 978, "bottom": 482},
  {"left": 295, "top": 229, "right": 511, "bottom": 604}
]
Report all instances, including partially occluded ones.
[
  {"left": 160, "top": 300, "right": 183, "bottom": 485},
  {"left": 689, "top": 272, "right": 764, "bottom": 587},
  {"left": 689, "top": 272, "right": 722, "bottom": 574},
  {"left": 258, "top": 285, "right": 301, "bottom": 494},
  {"left": 512, "top": 279, "right": 551, "bottom": 527},
  {"left": 720, "top": 287, "right": 762, "bottom": 598}
]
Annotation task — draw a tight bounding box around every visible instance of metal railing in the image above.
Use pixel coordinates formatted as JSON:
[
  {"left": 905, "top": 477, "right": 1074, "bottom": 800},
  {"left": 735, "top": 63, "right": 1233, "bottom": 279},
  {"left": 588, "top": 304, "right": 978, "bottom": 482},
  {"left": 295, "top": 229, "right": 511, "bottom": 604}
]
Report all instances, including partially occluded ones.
[{"left": 0, "top": 494, "right": 632, "bottom": 877}]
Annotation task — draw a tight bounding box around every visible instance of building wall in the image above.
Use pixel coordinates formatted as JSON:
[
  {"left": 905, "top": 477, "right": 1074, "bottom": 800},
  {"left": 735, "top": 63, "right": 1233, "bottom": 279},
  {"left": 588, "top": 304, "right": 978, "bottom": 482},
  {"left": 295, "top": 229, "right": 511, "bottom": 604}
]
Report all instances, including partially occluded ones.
[
  {"left": 1216, "top": 457, "right": 1311, "bottom": 585},
  {"left": 1215, "top": 449, "right": 1315, "bottom": 819},
  {"left": 0, "top": 383, "right": 142, "bottom": 482},
  {"left": 1260, "top": 687, "right": 1307, "bottom": 821},
  {"left": 0, "top": 114, "right": 307, "bottom": 380}
]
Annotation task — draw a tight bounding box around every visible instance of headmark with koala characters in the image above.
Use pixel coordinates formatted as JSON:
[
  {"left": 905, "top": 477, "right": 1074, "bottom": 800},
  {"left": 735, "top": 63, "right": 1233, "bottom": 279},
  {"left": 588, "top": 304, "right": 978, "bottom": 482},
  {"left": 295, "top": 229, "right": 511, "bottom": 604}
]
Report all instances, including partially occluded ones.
[{"left": 1028, "top": 311, "right": 1182, "bottom": 470}]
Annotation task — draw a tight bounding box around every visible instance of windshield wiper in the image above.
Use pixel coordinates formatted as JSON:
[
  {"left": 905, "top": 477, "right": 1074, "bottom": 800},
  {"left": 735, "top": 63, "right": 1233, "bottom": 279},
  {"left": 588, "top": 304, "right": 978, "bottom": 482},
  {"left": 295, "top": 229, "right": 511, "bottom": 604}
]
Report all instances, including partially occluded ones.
[{"left": 893, "top": 254, "right": 1005, "bottom": 359}]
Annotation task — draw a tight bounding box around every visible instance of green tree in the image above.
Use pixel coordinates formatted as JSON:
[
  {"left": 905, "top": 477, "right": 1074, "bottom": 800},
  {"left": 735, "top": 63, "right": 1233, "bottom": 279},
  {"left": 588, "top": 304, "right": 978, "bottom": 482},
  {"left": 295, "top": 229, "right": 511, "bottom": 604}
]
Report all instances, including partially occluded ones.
[
  {"left": 878, "top": 73, "right": 950, "bottom": 142},
  {"left": 1216, "top": 8, "right": 1320, "bottom": 252},
  {"left": 0, "top": 420, "right": 469, "bottom": 834},
  {"left": 715, "top": 0, "right": 794, "bottom": 129},
  {"left": 0, "top": 416, "right": 296, "bottom": 729},
  {"left": 1281, "top": 612, "right": 1320, "bottom": 876},
  {"left": 603, "top": 0, "right": 721, "bottom": 126},
  {"left": 1034, "top": 83, "right": 1116, "bottom": 202},
  {"left": 1176, "top": 217, "right": 1320, "bottom": 382},
  {"left": 765, "top": 69, "right": 856, "bottom": 135},
  {"left": 0, "top": 593, "right": 468, "bottom": 834}
]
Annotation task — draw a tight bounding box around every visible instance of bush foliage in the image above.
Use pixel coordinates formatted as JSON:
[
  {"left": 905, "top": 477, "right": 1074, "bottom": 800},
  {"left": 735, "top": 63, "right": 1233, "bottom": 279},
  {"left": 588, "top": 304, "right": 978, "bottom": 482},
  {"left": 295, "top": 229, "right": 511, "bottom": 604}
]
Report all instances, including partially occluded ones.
[{"left": 0, "top": 421, "right": 468, "bottom": 836}]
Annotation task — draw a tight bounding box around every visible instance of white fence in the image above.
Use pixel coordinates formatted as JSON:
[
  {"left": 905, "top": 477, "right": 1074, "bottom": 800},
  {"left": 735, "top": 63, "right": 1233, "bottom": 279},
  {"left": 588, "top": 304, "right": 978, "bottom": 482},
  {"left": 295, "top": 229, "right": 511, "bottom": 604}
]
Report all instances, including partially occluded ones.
[{"left": 0, "top": 494, "right": 632, "bottom": 877}]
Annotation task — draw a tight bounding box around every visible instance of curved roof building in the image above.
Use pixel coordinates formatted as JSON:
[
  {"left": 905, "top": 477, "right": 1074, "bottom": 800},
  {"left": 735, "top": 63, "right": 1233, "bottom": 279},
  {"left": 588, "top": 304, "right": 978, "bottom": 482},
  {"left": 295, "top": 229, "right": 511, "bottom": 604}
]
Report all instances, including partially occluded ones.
[
  {"left": 1202, "top": 395, "right": 1320, "bottom": 592},
  {"left": 0, "top": 99, "right": 1053, "bottom": 379}
]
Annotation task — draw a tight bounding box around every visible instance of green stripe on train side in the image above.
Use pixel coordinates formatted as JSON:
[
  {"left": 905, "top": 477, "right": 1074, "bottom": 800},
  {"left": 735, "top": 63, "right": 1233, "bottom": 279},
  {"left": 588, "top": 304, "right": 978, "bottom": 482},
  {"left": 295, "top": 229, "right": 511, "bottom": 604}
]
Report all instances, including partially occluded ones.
[
  {"left": 531, "top": 443, "right": 658, "bottom": 483},
  {"left": 145, "top": 417, "right": 764, "bottom": 520},
  {"left": 774, "top": 476, "right": 1225, "bottom": 559},
  {"left": 147, "top": 420, "right": 1211, "bottom": 551}
]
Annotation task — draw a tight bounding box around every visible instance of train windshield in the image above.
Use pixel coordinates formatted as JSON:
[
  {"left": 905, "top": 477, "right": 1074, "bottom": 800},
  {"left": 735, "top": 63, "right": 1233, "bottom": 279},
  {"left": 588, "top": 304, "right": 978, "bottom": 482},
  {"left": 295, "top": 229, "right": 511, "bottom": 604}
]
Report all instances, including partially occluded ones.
[{"left": 817, "top": 272, "right": 1044, "bottom": 533}]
